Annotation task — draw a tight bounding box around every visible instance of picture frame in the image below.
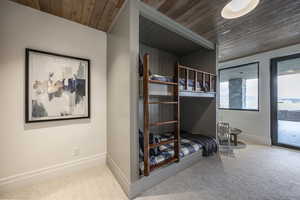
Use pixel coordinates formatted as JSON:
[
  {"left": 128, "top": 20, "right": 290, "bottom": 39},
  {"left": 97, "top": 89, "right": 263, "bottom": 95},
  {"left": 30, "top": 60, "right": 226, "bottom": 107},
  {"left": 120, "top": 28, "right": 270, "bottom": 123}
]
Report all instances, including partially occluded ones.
[{"left": 25, "top": 48, "right": 90, "bottom": 123}]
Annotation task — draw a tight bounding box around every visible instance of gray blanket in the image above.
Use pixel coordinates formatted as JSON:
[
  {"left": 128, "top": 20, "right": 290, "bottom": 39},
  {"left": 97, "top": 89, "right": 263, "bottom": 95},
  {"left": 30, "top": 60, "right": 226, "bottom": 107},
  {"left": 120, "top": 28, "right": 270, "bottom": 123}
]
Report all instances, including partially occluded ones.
[{"left": 181, "top": 131, "right": 218, "bottom": 156}]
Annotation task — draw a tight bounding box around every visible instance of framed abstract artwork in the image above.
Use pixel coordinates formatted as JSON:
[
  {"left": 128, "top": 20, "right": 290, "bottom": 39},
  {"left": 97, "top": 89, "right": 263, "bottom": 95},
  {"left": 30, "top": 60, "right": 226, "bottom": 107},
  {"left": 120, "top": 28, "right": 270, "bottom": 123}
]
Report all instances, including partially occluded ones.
[{"left": 25, "top": 49, "right": 90, "bottom": 123}]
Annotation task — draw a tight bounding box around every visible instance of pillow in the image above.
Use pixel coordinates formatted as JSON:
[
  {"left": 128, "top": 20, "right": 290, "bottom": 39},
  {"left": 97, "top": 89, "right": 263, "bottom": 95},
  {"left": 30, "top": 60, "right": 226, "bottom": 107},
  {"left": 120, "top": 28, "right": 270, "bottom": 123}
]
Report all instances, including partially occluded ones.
[
  {"left": 139, "top": 129, "right": 161, "bottom": 157},
  {"left": 139, "top": 56, "right": 143, "bottom": 77},
  {"left": 138, "top": 55, "right": 152, "bottom": 77}
]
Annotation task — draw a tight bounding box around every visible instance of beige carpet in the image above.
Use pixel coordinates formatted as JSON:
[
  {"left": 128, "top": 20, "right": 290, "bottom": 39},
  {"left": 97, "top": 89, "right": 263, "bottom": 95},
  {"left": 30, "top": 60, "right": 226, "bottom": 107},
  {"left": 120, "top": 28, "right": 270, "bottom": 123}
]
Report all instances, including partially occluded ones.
[
  {"left": 1, "top": 145, "right": 300, "bottom": 200},
  {"left": 0, "top": 165, "right": 128, "bottom": 200},
  {"left": 137, "top": 145, "right": 300, "bottom": 200}
]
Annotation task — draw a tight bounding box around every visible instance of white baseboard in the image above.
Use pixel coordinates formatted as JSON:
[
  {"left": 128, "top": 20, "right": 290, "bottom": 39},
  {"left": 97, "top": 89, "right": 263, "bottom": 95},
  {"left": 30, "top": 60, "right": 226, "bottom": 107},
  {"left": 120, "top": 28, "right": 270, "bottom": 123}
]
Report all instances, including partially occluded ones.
[
  {"left": 0, "top": 153, "right": 106, "bottom": 192},
  {"left": 129, "top": 150, "right": 203, "bottom": 199},
  {"left": 240, "top": 133, "right": 271, "bottom": 146},
  {"left": 106, "top": 154, "right": 131, "bottom": 197},
  {"left": 107, "top": 151, "right": 206, "bottom": 199}
]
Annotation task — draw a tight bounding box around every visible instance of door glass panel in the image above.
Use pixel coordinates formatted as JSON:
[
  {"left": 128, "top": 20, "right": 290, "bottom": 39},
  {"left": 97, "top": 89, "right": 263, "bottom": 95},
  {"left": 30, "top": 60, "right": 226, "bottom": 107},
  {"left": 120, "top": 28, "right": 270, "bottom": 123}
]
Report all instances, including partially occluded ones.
[{"left": 277, "top": 57, "right": 300, "bottom": 147}]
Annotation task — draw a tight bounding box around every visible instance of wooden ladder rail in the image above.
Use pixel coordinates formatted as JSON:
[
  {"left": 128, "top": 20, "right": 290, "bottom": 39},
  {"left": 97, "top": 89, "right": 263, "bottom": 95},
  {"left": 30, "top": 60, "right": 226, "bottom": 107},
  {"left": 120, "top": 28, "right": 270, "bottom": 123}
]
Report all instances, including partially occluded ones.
[
  {"left": 174, "top": 63, "right": 180, "bottom": 164},
  {"left": 143, "top": 53, "right": 150, "bottom": 176},
  {"left": 143, "top": 54, "right": 181, "bottom": 176}
]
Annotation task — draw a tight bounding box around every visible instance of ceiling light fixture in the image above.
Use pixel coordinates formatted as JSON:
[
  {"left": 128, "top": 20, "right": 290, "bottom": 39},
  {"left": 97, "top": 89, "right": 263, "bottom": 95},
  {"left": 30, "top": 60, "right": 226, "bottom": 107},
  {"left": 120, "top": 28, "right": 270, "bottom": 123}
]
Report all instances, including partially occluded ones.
[{"left": 221, "top": 0, "right": 260, "bottom": 19}]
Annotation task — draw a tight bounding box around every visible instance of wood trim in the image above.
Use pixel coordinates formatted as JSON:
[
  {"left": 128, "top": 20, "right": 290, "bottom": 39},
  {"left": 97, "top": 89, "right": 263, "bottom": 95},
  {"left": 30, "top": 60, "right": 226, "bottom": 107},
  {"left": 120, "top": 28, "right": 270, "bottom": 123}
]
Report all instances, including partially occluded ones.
[
  {"left": 10, "top": 0, "right": 125, "bottom": 32},
  {"left": 209, "top": 75, "right": 212, "bottom": 92},
  {"left": 150, "top": 157, "right": 178, "bottom": 172},
  {"left": 177, "top": 64, "right": 216, "bottom": 93},
  {"left": 174, "top": 64, "right": 180, "bottom": 162},
  {"left": 178, "top": 65, "right": 215, "bottom": 76},
  {"left": 143, "top": 53, "right": 150, "bottom": 176},
  {"left": 150, "top": 120, "right": 178, "bottom": 127},
  {"left": 202, "top": 73, "right": 205, "bottom": 91},
  {"left": 143, "top": 57, "right": 218, "bottom": 175},
  {"left": 149, "top": 101, "right": 178, "bottom": 104},
  {"left": 194, "top": 71, "right": 198, "bottom": 91},
  {"left": 149, "top": 139, "right": 177, "bottom": 149},
  {"left": 149, "top": 79, "right": 178, "bottom": 85},
  {"left": 185, "top": 69, "right": 188, "bottom": 90}
]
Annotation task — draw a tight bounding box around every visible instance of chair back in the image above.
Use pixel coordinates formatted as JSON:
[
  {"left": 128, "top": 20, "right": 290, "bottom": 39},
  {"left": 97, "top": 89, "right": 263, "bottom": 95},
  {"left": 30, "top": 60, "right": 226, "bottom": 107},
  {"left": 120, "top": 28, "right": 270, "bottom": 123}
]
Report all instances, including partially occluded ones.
[{"left": 217, "top": 122, "right": 230, "bottom": 138}]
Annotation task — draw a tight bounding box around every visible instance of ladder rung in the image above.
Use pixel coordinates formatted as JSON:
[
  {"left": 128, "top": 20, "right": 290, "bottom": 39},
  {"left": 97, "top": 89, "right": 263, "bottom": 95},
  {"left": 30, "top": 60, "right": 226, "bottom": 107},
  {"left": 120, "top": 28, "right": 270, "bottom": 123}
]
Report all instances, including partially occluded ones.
[
  {"left": 149, "top": 101, "right": 178, "bottom": 105},
  {"left": 149, "top": 139, "right": 177, "bottom": 149},
  {"left": 150, "top": 157, "right": 178, "bottom": 171},
  {"left": 149, "top": 79, "right": 178, "bottom": 85},
  {"left": 150, "top": 120, "right": 178, "bottom": 127}
]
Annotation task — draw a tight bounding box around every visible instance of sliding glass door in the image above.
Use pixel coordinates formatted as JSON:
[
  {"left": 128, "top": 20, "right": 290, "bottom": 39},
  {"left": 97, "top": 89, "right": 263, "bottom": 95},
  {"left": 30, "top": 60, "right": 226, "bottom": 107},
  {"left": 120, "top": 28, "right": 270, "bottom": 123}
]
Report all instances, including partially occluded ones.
[{"left": 271, "top": 53, "right": 300, "bottom": 149}]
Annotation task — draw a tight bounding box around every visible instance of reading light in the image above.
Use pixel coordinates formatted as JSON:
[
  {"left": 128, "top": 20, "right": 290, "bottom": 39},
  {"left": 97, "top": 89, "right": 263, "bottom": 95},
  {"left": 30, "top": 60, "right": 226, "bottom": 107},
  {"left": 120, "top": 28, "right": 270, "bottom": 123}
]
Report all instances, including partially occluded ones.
[{"left": 221, "top": 0, "right": 260, "bottom": 19}]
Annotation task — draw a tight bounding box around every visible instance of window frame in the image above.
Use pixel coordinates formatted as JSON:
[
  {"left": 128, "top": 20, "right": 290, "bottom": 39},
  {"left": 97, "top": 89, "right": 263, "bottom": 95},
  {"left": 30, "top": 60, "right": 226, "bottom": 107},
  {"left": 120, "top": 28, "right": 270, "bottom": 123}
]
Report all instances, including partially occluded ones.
[
  {"left": 270, "top": 53, "right": 300, "bottom": 150},
  {"left": 218, "top": 62, "right": 260, "bottom": 112}
]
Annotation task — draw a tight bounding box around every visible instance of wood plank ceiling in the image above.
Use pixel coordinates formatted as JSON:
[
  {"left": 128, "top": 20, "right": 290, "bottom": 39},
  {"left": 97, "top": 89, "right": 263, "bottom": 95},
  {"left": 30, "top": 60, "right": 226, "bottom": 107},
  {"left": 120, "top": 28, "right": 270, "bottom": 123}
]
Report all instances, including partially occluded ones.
[
  {"left": 9, "top": 0, "right": 300, "bottom": 61},
  {"left": 142, "top": 0, "right": 300, "bottom": 61},
  {"left": 9, "top": 0, "right": 125, "bottom": 32}
]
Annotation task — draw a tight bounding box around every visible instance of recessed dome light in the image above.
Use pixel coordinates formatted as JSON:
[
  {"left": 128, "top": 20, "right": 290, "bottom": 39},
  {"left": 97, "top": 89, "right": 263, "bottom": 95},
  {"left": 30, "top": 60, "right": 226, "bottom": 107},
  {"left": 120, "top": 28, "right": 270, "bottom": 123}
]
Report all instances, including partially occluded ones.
[{"left": 221, "top": 0, "right": 260, "bottom": 19}]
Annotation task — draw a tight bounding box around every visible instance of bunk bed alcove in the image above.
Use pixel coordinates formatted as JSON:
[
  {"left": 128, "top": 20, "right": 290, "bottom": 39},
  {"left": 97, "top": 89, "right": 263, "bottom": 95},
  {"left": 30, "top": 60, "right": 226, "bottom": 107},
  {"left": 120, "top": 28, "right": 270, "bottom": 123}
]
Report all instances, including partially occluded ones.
[
  {"left": 138, "top": 13, "right": 218, "bottom": 178},
  {"left": 107, "top": 1, "right": 217, "bottom": 198}
]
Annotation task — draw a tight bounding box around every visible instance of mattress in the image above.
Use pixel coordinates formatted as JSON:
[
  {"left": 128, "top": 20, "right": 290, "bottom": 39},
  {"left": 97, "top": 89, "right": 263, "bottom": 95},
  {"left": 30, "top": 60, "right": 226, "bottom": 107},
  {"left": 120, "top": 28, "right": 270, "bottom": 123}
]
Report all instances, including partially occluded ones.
[{"left": 139, "top": 133, "right": 203, "bottom": 173}]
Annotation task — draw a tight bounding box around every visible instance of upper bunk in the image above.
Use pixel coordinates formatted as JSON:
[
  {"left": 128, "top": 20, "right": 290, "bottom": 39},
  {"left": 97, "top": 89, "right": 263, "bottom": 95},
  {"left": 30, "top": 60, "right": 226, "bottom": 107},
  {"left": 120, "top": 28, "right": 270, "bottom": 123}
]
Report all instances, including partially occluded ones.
[
  {"left": 140, "top": 61, "right": 216, "bottom": 98},
  {"left": 139, "top": 12, "right": 217, "bottom": 99}
]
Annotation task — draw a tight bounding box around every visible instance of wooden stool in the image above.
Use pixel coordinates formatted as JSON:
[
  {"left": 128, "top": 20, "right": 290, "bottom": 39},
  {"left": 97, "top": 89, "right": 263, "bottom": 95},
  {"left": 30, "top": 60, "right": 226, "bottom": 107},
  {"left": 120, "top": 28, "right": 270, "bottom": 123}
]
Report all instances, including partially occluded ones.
[{"left": 230, "top": 128, "right": 242, "bottom": 146}]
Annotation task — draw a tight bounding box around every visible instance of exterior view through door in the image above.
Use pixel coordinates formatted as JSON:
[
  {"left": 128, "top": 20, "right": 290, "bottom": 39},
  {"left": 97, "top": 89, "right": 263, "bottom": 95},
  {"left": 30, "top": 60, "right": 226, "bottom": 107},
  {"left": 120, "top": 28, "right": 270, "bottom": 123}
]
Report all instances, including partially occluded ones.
[{"left": 271, "top": 53, "right": 300, "bottom": 149}]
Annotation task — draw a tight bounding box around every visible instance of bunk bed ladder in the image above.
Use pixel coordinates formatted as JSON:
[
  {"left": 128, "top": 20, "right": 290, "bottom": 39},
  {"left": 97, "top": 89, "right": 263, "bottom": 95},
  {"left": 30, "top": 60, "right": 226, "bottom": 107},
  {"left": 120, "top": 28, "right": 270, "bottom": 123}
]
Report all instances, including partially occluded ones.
[{"left": 143, "top": 54, "right": 180, "bottom": 176}]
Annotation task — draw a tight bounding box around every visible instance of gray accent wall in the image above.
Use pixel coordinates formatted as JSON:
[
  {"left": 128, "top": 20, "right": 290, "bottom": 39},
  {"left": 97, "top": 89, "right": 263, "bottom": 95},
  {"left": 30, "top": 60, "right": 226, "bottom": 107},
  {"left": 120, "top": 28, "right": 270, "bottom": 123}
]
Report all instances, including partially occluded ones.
[
  {"left": 107, "top": 1, "right": 217, "bottom": 197},
  {"left": 180, "top": 50, "right": 217, "bottom": 137},
  {"left": 139, "top": 16, "right": 205, "bottom": 56},
  {"left": 107, "top": 0, "right": 139, "bottom": 195},
  {"left": 138, "top": 44, "right": 217, "bottom": 137}
]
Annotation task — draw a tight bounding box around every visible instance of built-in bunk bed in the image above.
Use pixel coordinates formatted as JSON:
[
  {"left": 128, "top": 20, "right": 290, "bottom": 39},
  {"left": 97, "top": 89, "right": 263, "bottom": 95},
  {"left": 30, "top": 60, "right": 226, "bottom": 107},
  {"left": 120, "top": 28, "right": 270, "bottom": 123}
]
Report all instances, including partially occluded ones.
[
  {"left": 139, "top": 53, "right": 218, "bottom": 176},
  {"left": 138, "top": 12, "right": 218, "bottom": 177}
]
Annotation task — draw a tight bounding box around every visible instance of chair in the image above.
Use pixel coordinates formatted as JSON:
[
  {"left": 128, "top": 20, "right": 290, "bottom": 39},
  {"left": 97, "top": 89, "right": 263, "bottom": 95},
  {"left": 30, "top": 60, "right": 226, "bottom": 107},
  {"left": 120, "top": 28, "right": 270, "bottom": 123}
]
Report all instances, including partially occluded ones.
[{"left": 217, "top": 122, "right": 231, "bottom": 146}]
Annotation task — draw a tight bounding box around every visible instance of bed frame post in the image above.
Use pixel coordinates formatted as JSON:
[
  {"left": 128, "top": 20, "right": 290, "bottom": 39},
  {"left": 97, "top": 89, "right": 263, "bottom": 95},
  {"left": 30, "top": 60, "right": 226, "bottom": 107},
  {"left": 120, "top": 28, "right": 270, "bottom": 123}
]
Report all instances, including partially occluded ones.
[
  {"left": 143, "top": 54, "right": 150, "bottom": 176},
  {"left": 175, "top": 63, "right": 181, "bottom": 162},
  {"left": 194, "top": 71, "right": 198, "bottom": 91},
  {"left": 209, "top": 75, "right": 212, "bottom": 92},
  {"left": 202, "top": 73, "right": 206, "bottom": 91},
  {"left": 214, "top": 76, "right": 216, "bottom": 92},
  {"left": 185, "top": 69, "right": 189, "bottom": 90}
]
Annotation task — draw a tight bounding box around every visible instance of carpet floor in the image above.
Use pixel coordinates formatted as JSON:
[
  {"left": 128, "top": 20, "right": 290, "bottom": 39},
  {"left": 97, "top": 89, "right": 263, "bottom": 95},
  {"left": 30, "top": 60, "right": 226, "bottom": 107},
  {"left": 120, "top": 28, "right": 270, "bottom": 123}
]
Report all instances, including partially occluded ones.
[
  {"left": 137, "top": 145, "right": 300, "bottom": 200},
  {"left": 1, "top": 145, "right": 300, "bottom": 200}
]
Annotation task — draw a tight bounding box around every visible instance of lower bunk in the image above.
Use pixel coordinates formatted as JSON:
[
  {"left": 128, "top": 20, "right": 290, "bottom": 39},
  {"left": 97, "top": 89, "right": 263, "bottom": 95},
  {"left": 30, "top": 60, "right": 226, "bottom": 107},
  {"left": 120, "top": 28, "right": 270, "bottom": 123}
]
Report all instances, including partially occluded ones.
[{"left": 139, "top": 131, "right": 218, "bottom": 176}]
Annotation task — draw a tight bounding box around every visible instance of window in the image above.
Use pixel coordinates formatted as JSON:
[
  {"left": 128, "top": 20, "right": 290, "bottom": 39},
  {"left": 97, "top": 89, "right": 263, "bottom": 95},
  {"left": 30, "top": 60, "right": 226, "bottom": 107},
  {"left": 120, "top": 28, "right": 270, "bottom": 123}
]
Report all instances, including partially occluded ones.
[{"left": 219, "top": 62, "right": 259, "bottom": 111}]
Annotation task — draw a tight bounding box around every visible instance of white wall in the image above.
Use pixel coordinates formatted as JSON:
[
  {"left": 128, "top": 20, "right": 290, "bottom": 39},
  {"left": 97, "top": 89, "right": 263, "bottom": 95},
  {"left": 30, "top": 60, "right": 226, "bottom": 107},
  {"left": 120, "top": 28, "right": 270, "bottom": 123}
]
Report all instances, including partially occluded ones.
[
  {"left": 218, "top": 44, "right": 300, "bottom": 145},
  {"left": 0, "top": 0, "right": 107, "bottom": 184}
]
